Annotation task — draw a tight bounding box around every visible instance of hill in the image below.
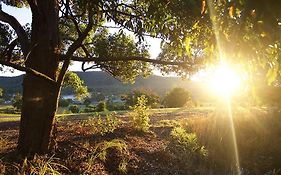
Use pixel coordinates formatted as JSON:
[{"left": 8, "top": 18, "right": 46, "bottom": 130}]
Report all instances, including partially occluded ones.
[{"left": 0, "top": 71, "right": 209, "bottom": 99}]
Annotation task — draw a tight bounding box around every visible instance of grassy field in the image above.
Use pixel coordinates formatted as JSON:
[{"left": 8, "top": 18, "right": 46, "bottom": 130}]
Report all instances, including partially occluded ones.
[{"left": 0, "top": 106, "right": 280, "bottom": 174}]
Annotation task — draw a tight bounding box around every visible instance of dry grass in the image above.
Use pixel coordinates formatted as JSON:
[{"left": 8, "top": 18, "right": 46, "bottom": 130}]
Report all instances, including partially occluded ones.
[
  {"left": 0, "top": 107, "right": 280, "bottom": 174},
  {"left": 185, "top": 107, "right": 281, "bottom": 174}
]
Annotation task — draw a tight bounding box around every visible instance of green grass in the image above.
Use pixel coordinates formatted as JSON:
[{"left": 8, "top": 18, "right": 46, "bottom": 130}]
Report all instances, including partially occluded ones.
[{"left": 0, "top": 107, "right": 214, "bottom": 123}]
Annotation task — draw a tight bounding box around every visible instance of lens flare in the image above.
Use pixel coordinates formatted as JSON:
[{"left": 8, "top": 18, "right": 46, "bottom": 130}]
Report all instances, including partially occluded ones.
[
  {"left": 208, "top": 63, "right": 241, "bottom": 97},
  {"left": 206, "top": 0, "right": 241, "bottom": 174}
]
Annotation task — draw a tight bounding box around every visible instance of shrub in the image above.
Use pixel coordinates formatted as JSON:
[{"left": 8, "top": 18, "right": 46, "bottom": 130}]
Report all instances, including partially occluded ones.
[
  {"left": 96, "top": 101, "right": 107, "bottom": 112},
  {"left": 87, "top": 113, "right": 120, "bottom": 136},
  {"left": 129, "top": 95, "right": 150, "bottom": 132},
  {"left": 68, "top": 105, "right": 80, "bottom": 113}
]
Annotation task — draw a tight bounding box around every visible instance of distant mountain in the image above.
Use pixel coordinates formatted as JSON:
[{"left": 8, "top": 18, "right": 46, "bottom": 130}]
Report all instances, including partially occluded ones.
[{"left": 0, "top": 71, "right": 210, "bottom": 100}]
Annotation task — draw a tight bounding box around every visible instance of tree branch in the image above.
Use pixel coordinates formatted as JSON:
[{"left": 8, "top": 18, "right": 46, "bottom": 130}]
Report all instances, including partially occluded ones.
[
  {"left": 0, "top": 60, "right": 56, "bottom": 83},
  {"left": 57, "top": 3, "right": 95, "bottom": 84},
  {"left": 60, "top": 55, "right": 191, "bottom": 67},
  {"left": 0, "top": 9, "right": 29, "bottom": 56}
]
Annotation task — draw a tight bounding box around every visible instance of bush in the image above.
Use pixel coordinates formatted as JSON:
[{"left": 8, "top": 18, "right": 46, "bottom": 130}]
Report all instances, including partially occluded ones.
[
  {"left": 129, "top": 95, "right": 150, "bottom": 132},
  {"left": 68, "top": 105, "right": 80, "bottom": 113},
  {"left": 87, "top": 113, "right": 120, "bottom": 136},
  {"left": 96, "top": 101, "right": 107, "bottom": 112}
]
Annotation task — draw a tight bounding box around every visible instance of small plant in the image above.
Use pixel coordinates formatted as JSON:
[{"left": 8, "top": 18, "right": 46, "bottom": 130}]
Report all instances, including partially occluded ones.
[
  {"left": 170, "top": 127, "right": 207, "bottom": 157},
  {"left": 87, "top": 113, "right": 120, "bottom": 136},
  {"left": 12, "top": 155, "right": 69, "bottom": 175},
  {"left": 88, "top": 139, "right": 129, "bottom": 174},
  {"left": 129, "top": 95, "right": 150, "bottom": 132}
]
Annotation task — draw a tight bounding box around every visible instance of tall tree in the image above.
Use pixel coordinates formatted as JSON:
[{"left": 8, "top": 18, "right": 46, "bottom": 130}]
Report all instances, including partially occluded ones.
[
  {"left": 1, "top": 0, "right": 280, "bottom": 156},
  {"left": 0, "top": 0, "right": 203, "bottom": 156}
]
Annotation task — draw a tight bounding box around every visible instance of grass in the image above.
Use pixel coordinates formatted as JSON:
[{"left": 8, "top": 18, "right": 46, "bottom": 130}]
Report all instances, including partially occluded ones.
[
  {"left": 0, "top": 107, "right": 211, "bottom": 123},
  {"left": 0, "top": 106, "right": 280, "bottom": 174}
]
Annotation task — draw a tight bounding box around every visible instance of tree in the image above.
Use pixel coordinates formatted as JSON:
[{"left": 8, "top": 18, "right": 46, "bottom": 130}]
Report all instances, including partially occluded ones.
[
  {"left": 68, "top": 105, "right": 80, "bottom": 113},
  {"left": 12, "top": 93, "right": 22, "bottom": 110},
  {"left": 96, "top": 101, "right": 107, "bottom": 112},
  {"left": 163, "top": 87, "right": 192, "bottom": 108},
  {"left": 58, "top": 98, "right": 71, "bottom": 108},
  {"left": 121, "top": 89, "right": 160, "bottom": 108},
  {"left": 91, "top": 92, "right": 105, "bottom": 102},
  {"left": 83, "top": 97, "right": 91, "bottom": 107},
  {"left": 1, "top": 0, "right": 279, "bottom": 156}
]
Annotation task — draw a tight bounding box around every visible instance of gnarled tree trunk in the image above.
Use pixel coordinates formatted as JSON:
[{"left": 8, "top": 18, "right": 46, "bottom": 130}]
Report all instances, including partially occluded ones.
[{"left": 17, "top": 0, "right": 60, "bottom": 156}]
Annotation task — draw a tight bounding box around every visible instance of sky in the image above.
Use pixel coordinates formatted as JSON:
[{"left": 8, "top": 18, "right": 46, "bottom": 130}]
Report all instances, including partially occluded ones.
[{"left": 0, "top": 3, "right": 162, "bottom": 77}]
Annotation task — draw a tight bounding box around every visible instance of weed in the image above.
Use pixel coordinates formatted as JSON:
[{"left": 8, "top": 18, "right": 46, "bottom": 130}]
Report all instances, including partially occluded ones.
[
  {"left": 88, "top": 139, "right": 129, "bottom": 173},
  {"left": 129, "top": 95, "right": 150, "bottom": 132},
  {"left": 10, "top": 155, "right": 69, "bottom": 175},
  {"left": 87, "top": 113, "right": 120, "bottom": 136}
]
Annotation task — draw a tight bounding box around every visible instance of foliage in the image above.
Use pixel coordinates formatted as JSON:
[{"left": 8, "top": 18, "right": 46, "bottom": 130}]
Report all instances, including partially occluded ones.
[
  {"left": 83, "top": 97, "right": 91, "bottom": 106},
  {"left": 163, "top": 87, "right": 192, "bottom": 108},
  {"left": 68, "top": 105, "right": 80, "bottom": 113},
  {"left": 96, "top": 101, "right": 107, "bottom": 112},
  {"left": 155, "top": 119, "right": 181, "bottom": 128},
  {"left": 12, "top": 93, "right": 22, "bottom": 110},
  {"left": 129, "top": 95, "right": 150, "bottom": 132},
  {"left": 87, "top": 113, "right": 120, "bottom": 136},
  {"left": 88, "top": 139, "right": 129, "bottom": 174},
  {"left": 91, "top": 92, "right": 105, "bottom": 102},
  {"left": 58, "top": 99, "right": 71, "bottom": 108},
  {"left": 63, "top": 72, "right": 89, "bottom": 100},
  {"left": 83, "top": 105, "right": 96, "bottom": 113},
  {"left": 0, "top": 88, "right": 2, "bottom": 97},
  {"left": 170, "top": 127, "right": 207, "bottom": 157},
  {"left": 122, "top": 89, "right": 160, "bottom": 109},
  {"left": 10, "top": 155, "right": 68, "bottom": 175},
  {"left": 106, "top": 101, "right": 126, "bottom": 111}
]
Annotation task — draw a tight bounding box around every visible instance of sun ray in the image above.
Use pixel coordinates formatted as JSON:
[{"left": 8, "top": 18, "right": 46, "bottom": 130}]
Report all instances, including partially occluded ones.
[{"left": 206, "top": 1, "right": 241, "bottom": 174}]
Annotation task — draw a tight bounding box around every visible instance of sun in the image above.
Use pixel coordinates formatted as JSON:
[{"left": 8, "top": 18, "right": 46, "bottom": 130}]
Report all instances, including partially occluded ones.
[{"left": 207, "top": 63, "right": 241, "bottom": 97}]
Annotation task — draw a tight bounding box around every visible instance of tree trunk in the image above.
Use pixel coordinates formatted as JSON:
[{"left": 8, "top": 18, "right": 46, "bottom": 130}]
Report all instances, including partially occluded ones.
[{"left": 17, "top": 0, "right": 60, "bottom": 156}]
